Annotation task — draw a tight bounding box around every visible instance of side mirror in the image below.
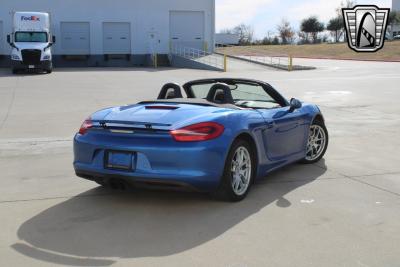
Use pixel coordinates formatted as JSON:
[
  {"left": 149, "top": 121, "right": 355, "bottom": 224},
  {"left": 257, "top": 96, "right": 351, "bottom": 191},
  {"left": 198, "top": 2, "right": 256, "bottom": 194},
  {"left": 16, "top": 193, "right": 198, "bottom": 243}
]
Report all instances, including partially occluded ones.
[
  {"left": 52, "top": 36, "right": 56, "bottom": 44},
  {"left": 289, "top": 98, "right": 302, "bottom": 112},
  {"left": 7, "top": 34, "right": 19, "bottom": 51}
]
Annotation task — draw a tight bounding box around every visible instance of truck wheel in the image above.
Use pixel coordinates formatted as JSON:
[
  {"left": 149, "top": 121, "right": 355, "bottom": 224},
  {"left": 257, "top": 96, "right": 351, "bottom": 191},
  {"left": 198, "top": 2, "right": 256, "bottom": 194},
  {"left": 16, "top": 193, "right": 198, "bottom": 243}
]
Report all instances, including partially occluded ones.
[
  {"left": 12, "top": 69, "right": 18, "bottom": 74},
  {"left": 46, "top": 68, "right": 53, "bottom": 74}
]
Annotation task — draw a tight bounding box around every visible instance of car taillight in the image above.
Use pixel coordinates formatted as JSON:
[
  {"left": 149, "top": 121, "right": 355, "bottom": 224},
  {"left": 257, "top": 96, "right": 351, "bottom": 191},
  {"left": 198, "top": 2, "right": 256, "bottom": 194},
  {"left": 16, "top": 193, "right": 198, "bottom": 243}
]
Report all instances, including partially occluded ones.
[
  {"left": 170, "top": 122, "right": 224, "bottom": 142},
  {"left": 78, "top": 119, "right": 93, "bottom": 135}
]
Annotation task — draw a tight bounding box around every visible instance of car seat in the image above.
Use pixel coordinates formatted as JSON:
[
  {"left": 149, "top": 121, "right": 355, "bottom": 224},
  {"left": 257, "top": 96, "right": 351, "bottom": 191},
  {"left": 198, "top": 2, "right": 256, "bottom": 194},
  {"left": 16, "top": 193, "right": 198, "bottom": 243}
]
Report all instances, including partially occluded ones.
[{"left": 157, "top": 83, "right": 183, "bottom": 99}]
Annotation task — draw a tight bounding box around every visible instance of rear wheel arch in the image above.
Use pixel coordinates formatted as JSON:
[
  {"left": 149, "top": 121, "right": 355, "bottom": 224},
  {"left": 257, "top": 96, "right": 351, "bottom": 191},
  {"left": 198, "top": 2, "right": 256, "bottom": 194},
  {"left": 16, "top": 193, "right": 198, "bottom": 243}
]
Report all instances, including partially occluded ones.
[{"left": 215, "top": 133, "right": 258, "bottom": 201}]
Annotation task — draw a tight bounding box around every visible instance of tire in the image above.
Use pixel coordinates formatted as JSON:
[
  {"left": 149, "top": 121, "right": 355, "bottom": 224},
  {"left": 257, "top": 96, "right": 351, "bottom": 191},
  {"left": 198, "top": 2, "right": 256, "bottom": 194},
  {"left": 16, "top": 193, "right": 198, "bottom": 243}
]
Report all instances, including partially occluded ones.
[
  {"left": 214, "top": 139, "right": 256, "bottom": 202},
  {"left": 12, "top": 68, "right": 18, "bottom": 74},
  {"left": 45, "top": 62, "right": 53, "bottom": 74},
  {"left": 301, "top": 119, "right": 329, "bottom": 164}
]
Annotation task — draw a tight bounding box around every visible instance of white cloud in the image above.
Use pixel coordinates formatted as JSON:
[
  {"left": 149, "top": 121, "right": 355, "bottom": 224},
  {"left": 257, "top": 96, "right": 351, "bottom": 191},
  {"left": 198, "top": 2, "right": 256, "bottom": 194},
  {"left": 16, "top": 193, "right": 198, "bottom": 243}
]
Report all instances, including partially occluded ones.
[
  {"left": 287, "top": 0, "right": 342, "bottom": 23},
  {"left": 287, "top": 0, "right": 392, "bottom": 24},
  {"left": 216, "top": 0, "right": 275, "bottom": 30},
  {"left": 216, "top": 0, "right": 393, "bottom": 38}
]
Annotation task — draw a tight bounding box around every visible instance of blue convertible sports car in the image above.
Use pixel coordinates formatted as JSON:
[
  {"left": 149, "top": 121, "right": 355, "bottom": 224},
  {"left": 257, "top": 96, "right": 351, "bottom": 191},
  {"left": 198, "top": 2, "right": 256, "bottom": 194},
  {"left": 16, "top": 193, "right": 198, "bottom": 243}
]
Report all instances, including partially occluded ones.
[{"left": 74, "top": 78, "right": 328, "bottom": 201}]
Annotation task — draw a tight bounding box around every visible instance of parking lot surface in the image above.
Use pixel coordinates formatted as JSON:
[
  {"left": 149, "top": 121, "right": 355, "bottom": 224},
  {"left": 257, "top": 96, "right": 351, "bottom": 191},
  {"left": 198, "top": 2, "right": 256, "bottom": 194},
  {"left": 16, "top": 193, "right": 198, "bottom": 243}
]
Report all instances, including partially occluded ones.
[{"left": 0, "top": 59, "right": 399, "bottom": 267}]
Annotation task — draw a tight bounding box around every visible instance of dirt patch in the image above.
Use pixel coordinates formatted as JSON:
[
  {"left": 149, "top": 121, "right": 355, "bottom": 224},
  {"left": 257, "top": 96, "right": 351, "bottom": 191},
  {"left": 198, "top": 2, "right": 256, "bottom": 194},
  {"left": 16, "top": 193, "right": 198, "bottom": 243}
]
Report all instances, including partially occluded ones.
[{"left": 216, "top": 42, "right": 400, "bottom": 62}]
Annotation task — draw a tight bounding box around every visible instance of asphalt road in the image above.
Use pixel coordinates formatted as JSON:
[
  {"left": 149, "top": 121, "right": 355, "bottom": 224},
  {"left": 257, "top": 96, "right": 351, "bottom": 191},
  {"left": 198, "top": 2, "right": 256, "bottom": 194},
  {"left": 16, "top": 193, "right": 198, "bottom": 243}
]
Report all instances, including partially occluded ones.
[{"left": 0, "top": 59, "right": 399, "bottom": 267}]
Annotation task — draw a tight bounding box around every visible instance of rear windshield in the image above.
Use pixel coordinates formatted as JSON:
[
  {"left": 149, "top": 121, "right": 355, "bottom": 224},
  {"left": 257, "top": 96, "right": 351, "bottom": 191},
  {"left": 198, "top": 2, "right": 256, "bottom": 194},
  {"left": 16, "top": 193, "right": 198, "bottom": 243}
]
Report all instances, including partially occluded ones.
[
  {"left": 15, "top": 32, "right": 48, "bottom": 42},
  {"left": 190, "top": 83, "right": 275, "bottom": 102}
]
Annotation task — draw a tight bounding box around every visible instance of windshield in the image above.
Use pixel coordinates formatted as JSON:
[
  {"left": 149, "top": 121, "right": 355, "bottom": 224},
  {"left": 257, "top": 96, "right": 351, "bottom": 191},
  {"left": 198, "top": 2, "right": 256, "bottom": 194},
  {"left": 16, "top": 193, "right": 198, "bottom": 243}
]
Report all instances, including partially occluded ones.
[
  {"left": 190, "top": 82, "right": 281, "bottom": 109},
  {"left": 15, "top": 32, "right": 48, "bottom": 43}
]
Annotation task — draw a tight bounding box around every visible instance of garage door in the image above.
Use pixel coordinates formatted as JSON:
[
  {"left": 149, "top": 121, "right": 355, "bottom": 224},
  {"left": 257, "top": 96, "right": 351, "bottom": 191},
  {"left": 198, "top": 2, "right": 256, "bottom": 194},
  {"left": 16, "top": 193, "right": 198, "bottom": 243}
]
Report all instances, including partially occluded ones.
[
  {"left": 103, "top": 22, "right": 131, "bottom": 54},
  {"left": 0, "top": 21, "right": 4, "bottom": 55},
  {"left": 60, "top": 22, "right": 90, "bottom": 54},
  {"left": 170, "top": 11, "right": 205, "bottom": 50}
]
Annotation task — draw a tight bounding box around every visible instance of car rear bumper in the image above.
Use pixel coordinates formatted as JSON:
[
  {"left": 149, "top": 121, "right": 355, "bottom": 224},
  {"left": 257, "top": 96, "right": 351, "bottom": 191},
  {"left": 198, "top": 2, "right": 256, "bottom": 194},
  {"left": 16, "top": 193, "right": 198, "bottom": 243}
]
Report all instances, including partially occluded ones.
[
  {"left": 73, "top": 132, "right": 230, "bottom": 192},
  {"left": 75, "top": 169, "right": 201, "bottom": 192}
]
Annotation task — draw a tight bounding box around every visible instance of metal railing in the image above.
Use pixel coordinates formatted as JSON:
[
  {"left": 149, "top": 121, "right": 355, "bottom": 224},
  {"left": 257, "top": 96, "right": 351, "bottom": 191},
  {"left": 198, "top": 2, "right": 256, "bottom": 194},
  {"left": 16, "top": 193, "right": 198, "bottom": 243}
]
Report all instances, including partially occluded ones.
[
  {"left": 215, "top": 44, "right": 293, "bottom": 71},
  {"left": 170, "top": 44, "right": 225, "bottom": 71},
  {"left": 240, "top": 55, "right": 290, "bottom": 67}
]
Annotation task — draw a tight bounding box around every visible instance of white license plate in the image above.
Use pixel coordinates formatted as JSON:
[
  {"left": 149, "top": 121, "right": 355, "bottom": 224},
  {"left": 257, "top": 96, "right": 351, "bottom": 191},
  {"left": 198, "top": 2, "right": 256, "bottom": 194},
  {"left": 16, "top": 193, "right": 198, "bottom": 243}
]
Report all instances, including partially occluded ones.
[{"left": 28, "top": 65, "right": 35, "bottom": 69}]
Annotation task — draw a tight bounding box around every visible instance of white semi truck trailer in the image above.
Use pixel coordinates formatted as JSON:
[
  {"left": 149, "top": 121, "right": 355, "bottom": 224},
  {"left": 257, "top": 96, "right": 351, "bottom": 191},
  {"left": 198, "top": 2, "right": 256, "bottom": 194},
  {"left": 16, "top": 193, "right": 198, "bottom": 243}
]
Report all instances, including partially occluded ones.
[
  {"left": 215, "top": 33, "right": 240, "bottom": 46},
  {"left": 7, "top": 12, "right": 55, "bottom": 74}
]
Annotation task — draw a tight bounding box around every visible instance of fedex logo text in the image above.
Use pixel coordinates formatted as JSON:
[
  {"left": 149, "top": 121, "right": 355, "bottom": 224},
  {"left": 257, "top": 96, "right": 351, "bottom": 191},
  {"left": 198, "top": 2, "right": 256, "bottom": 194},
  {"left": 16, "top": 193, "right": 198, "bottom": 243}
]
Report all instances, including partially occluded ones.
[{"left": 21, "top": 16, "right": 40, "bottom": 21}]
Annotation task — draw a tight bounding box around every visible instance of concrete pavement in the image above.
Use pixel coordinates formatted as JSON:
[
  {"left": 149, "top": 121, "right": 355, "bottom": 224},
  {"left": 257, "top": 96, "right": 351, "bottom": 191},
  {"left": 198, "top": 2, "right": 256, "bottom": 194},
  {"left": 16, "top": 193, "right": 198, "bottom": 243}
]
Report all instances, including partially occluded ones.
[{"left": 0, "top": 59, "right": 399, "bottom": 266}]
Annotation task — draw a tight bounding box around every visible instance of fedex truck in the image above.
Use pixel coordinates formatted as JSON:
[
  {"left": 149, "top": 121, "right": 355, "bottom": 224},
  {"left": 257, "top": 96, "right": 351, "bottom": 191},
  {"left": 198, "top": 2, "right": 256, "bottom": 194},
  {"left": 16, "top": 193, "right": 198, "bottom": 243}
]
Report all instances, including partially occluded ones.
[{"left": 7, "top": 12, "right": 55, "bottom": 74}]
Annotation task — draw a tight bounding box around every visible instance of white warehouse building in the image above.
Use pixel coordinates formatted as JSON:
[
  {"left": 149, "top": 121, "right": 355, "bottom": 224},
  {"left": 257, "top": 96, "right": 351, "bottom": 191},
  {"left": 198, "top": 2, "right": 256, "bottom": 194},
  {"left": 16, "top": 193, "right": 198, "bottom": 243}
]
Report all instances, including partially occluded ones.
[{"left": 0, "top": 0, "right": 215, "bottom": 67}]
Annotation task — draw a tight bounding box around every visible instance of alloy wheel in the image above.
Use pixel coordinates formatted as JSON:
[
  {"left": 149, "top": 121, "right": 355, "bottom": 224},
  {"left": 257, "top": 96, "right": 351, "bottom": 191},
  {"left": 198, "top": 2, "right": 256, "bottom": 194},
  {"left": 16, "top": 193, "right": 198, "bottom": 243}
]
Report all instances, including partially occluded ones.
[
  {"left": 306, "top": 125, "right": 327, "bottom": 161},
  {"left": 231, "top": 146, "right": 252, "bottom": 196}
]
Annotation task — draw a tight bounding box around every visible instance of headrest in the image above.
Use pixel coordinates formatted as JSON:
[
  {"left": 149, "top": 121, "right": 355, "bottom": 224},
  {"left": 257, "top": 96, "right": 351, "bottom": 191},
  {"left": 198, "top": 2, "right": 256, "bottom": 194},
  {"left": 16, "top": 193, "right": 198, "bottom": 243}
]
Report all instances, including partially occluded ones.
[
  {"left": 157, "top": 83, "right": 183, "bottom": 99},
  {"left": 206, "top": 83, "right": 234, "bottom": 104}
]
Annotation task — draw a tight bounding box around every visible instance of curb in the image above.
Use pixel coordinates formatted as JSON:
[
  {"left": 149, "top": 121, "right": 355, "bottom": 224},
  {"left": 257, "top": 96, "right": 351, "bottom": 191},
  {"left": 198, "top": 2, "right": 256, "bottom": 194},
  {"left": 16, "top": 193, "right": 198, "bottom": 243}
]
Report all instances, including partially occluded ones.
[
  {"left": 215, "top": 53, "right": 316, "bottom": 71},
  {"left": 280, "top": 56, "right": 400, "bottom": 63}
]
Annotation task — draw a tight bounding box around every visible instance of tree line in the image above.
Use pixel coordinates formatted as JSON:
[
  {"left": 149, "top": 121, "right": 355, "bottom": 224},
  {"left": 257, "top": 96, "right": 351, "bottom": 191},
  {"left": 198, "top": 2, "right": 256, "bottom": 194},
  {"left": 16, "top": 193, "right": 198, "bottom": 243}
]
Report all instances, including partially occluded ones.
[{"left": 219, "top": 0, "right": 400, "bottom": 45}]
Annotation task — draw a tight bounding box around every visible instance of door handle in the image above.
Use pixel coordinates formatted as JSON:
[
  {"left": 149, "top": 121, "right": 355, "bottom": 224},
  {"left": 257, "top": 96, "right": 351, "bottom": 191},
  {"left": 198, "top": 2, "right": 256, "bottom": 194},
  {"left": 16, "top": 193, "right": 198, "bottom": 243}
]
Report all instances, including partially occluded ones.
[{"left": 266, "top": 121, "right": 274, "bottom": 129}]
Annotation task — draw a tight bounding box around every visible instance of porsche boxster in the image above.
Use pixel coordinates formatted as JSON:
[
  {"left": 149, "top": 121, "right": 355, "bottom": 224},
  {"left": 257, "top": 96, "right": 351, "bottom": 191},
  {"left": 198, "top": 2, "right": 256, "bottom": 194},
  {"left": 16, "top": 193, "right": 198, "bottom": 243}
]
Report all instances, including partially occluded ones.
[{"left": 73, "top": 78, "right": 328, "bottom": 201}]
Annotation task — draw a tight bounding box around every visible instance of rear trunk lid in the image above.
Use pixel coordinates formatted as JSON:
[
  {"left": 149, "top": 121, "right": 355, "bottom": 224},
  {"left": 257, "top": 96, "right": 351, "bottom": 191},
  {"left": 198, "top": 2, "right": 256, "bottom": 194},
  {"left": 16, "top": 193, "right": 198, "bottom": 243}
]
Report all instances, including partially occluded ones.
[{"left": 94, "top": 103, "right": 219, "bottom": 130}]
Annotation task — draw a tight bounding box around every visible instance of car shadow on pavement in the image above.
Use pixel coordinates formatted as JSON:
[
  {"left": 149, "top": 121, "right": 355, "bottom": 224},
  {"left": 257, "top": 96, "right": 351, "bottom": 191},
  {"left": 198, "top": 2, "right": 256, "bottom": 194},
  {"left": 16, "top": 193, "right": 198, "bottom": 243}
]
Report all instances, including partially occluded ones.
[{"left": 12, "top": 161, "right": 327, "bottom": 266}]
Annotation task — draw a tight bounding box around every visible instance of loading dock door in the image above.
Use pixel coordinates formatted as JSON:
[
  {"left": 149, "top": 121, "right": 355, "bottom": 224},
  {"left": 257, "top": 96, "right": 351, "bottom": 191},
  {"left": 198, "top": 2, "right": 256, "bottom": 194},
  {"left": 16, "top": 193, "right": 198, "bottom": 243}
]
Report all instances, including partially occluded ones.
[
  {"left": 170, "top": 11, "right": 205, "bottom": 50},
  {"left": 103, "top": 22, "right": 131, "bottom": 54},
  {"left": 0, "top": 21, "right": 4, "bottom": 55},
  {"left": 60, "top": 22, "right": 90, "bottom": 54}
]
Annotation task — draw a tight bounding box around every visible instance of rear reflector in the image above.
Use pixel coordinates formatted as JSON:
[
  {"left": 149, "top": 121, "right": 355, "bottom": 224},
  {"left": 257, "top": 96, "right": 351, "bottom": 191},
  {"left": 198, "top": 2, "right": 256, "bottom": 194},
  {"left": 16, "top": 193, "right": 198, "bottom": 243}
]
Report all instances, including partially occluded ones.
[{"left": 170, "top": 122, "right": 224, "bottom": 142}]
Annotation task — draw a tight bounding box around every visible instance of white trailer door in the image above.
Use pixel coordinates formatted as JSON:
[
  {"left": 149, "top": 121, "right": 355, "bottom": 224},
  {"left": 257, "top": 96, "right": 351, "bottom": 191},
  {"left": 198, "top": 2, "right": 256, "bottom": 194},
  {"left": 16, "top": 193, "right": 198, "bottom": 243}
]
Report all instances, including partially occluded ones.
[
  {"left": 103, "top": 22, "right": 131, "bottom": 54},
  {"left": 60, "top": 22, "right": 90, "bottom": 55},
  {"left": 170, "top": 11, "right": 205, "bottom": 50}
]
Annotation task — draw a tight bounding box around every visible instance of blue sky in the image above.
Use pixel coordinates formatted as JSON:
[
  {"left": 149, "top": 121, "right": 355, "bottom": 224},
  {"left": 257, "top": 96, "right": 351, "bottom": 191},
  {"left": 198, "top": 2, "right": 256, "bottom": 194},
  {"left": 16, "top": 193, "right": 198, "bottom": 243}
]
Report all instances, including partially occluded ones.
[{"left": 216, "top": 0, "right": 392, "bottom": 38}]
